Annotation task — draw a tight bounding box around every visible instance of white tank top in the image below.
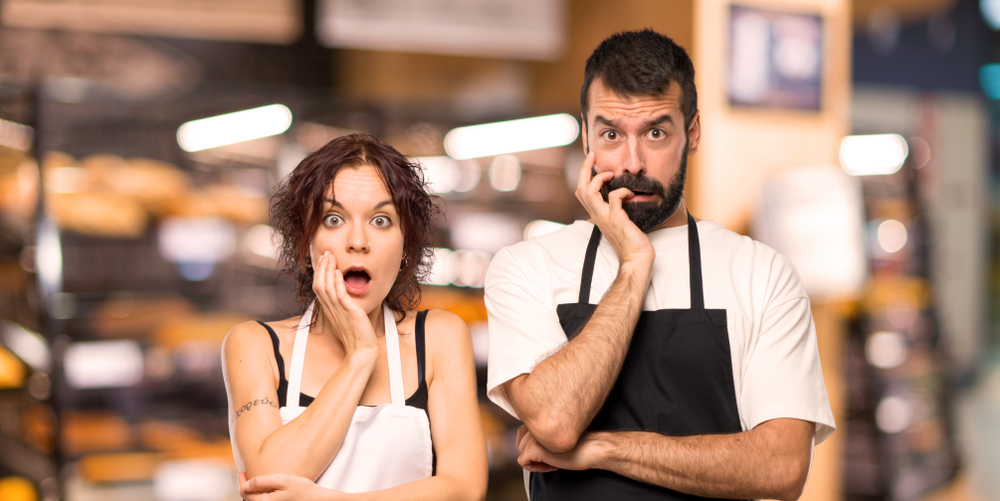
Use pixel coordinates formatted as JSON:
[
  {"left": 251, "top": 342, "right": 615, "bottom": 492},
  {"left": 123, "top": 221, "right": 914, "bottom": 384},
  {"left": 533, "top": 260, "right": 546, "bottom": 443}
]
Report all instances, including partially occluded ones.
[{"left": 279, "top": 302, "right": 434, "bottom": 492}]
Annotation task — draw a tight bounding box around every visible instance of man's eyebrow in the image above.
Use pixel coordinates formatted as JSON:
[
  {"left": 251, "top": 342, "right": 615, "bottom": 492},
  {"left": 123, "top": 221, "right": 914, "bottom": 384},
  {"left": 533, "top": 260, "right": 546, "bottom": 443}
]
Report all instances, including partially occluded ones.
[
  {"left": 642, "top": 114, "right": 675, "bottom": 129},
  {"left": 593, "top": 114, "right": 675, "bottom": 129},
  {"left": 593, "top": 115, "right": 619, "bottom": 128}
]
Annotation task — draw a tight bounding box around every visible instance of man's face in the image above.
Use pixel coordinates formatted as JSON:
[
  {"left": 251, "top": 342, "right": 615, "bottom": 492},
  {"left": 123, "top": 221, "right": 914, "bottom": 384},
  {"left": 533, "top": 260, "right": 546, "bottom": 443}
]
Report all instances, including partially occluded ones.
[{"left": 583, "top": 80, "right": 700, "bottom": 232}]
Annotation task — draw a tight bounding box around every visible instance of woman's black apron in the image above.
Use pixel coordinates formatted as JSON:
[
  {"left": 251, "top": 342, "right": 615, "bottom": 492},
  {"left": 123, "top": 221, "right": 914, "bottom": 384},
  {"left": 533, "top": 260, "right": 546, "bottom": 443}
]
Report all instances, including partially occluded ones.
[{"left": 530, "top": 214, "right": 745, "bottom": 500}]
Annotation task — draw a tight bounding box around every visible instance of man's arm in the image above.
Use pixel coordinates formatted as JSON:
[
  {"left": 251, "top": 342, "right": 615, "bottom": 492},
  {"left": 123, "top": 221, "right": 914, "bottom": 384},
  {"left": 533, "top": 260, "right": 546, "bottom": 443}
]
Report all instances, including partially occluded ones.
[
  {"left": 518, "top": 418, "right": 816, "bottom": 501},
  {"left": 504, "top": 263, "right": 649, "bottom": 452},
  {"left": 502, "top": 151, "right": 654, "bottom": 453}
]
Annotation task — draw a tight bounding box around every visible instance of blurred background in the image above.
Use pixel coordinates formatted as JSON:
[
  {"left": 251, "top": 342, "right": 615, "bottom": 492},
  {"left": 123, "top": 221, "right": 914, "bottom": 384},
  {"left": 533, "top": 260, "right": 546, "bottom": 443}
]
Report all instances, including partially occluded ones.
[{"left": 0, "top": 0, "right": 997, "bottom": 500}]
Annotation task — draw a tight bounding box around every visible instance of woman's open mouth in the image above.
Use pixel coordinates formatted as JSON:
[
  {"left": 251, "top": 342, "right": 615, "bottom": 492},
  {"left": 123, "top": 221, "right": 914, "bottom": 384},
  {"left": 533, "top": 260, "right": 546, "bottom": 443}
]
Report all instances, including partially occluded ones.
[{"left": 343, "top": 268, "right": 371, "bottom": 295}]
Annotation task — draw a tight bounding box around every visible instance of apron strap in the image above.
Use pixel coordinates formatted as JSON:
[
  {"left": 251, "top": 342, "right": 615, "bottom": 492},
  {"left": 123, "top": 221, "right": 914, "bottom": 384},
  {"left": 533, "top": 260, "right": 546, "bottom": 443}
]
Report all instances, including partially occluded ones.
[
  {"left": 383, "top": 303, "right": 406, "bottom": 406},
  {"left": 579, "top": 214, "right": 704, "bottom": 310},
  {"left": 287, "top": 302, "right": 314, "bottom": 408},
  {"left": 687, "top": 212, "right": 705, "bottom": 311},
  {"left": 579, "top": 225, "right": 603, "bottom": 304}
]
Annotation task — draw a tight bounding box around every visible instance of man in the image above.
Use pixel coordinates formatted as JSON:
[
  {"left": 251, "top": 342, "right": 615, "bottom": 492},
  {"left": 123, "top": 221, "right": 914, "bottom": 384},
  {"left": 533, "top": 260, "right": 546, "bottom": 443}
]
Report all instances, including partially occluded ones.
[{"left": 484, "top": 29, "right": 835, "bottom": 501}]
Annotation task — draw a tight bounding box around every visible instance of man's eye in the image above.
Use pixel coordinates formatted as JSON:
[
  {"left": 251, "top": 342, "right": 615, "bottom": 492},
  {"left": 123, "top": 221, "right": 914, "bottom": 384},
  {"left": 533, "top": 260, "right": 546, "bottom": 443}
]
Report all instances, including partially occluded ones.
[
  {"left": 604, "top": 131, "right": 618, "bottom": 140},
  {"left": 372, "top": 216, "right": 391, "bottom": 228},
  {"left": 649, "top": 129, "right": 663, "bottom": 139},
  {"left": 323, "top": 214, "right": 343, "bottom": 227}
]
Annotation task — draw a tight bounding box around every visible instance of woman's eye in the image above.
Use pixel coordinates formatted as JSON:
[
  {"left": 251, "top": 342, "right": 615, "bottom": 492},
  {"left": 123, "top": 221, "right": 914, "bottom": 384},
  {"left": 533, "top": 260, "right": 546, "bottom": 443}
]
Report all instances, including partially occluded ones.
[
  {"left": 323, "top": 214, "right": 343, "bottom": 227},
  {"left": 371, "top": 216, "right": 391, "bottom": 228}
]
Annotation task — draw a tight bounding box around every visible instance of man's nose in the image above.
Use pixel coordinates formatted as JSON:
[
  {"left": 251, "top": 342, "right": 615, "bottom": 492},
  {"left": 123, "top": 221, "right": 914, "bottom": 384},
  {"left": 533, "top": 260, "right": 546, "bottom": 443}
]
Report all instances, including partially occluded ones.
[{"left": 621, "top": 139, "right": 645, "bottom": 176}]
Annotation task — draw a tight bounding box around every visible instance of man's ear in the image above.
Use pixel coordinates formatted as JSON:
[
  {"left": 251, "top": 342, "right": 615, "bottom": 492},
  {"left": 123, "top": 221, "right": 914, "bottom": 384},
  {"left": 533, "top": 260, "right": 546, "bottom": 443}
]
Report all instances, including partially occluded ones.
[
  {"left": 687, "top": 112, "right": 701, "bottom": 156},
  {"left": 580, "top": 116, "right": 589, "bottom": 154}
]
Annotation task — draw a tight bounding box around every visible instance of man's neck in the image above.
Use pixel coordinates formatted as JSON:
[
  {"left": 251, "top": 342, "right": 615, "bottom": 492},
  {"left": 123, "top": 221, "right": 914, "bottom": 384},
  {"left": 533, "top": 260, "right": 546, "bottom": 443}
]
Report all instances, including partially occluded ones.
[{"left": 649, "top": 199, "right": 689, "bottom": 232}]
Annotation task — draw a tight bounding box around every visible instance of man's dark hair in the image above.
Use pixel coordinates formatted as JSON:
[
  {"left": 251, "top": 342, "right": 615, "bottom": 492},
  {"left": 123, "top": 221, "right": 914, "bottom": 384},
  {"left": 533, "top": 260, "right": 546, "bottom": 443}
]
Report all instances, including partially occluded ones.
[{"left": 580, "top": 29, "right": 697, "bottom": 129}]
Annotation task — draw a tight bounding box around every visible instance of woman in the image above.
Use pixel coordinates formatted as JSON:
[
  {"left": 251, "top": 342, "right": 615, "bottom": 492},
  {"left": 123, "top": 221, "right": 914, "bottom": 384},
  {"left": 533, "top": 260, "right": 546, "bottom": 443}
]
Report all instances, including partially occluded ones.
[{"left": 222, "top": 133, "right": 488, "bottom": 500}]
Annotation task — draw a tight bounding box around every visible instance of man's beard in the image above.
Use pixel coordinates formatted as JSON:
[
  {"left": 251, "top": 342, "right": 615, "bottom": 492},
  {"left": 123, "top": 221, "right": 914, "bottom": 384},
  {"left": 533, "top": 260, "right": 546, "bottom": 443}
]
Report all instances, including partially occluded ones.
[{"left": 598, "top": 140, "right": 688, "bottom": 233}]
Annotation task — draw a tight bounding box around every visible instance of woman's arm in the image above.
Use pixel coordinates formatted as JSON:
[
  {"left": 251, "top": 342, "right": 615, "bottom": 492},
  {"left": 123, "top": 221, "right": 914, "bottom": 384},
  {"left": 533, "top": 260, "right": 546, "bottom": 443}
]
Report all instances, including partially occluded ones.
[
  {"left": 238, "top": 309, "right": 488, "bottom": 501},
  {"left": 226, "top": 251, "right": 383, "bottom": 480},
  {"left": 223, "top": 320, "right": 378, "bottom": 481}
]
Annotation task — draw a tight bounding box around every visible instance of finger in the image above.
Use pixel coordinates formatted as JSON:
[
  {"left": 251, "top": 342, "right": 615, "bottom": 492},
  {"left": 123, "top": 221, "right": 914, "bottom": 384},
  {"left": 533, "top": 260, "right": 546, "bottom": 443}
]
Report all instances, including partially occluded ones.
[
  {"left": 312, "top": 250, "right": 326, "bottom": 294},
  {"left": 606, "top": 187, "right": 634, "bottom": 213},
  {"left": 576, "top": 150, "right": 597, "bottom": 193},
  {"left": 516, "top": 426, "right": 527, "bottom": 446},
  {"left": 334, "top": 269, "right": 353, "bottom": 305},
  {"left": 325, "top": 252, "right": 338, "bottom": 300},
  {"left": 247, "top": 474, "right": 285, "bottom": 493},
  {"left": 532, "top": 462, "right": 558, "bottom": 473},
  {"left": 517, "top": 429, "right": 530, "bottom": 452}
]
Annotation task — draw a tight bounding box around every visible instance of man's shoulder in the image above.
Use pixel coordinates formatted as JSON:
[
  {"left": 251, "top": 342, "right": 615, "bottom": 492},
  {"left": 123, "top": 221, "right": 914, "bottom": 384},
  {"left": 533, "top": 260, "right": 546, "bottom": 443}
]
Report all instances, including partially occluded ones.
[
  {"left": 698, "top": 220, "right": 786, "bottom": 265},
  {"left": 498, "top": 220, "right": 592, "bottom": 261},
  {"left": 486, "top": 221, "right": 592, "bottom": 287}
]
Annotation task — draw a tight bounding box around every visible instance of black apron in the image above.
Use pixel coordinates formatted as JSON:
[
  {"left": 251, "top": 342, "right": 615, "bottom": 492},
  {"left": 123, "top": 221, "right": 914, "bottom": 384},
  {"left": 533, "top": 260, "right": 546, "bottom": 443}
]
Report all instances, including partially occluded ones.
[{"left": 531, "top": 214, "right": 745, "bottom": 501}]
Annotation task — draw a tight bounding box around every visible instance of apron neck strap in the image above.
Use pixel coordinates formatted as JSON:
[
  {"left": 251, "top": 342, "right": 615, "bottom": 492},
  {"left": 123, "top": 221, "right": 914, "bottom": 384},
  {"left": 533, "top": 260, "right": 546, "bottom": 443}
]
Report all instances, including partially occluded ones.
[
  {"left": 287, "top": 302, "right": 314, "bottom": 408},
  {"left": 579, "top": 225, "right": 604, "bottom": 304},
  {"left": 382, "top": 303, "right": 406, "bottom": 406},
  {"left": 578, "top": 213, "right": 705, "bottom": 310},
  {"left": 686, "top": 212, "right": 705, "bottom": 311}
]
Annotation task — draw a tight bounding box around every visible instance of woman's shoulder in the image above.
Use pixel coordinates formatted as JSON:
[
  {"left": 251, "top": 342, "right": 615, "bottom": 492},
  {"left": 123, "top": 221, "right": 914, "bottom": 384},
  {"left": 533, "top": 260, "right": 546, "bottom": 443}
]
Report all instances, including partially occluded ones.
[
  {"left": 420, "top": 309, "right": 472, "bottom": 358},
  {"left": 222, "top": 317, "right": 298, "bottom": 358},
  {"left": 421, "top": 309, "right": 469, "bottom": 335},
  {"left": 222, "top": 320, "right": 270, "bottom": 358}
]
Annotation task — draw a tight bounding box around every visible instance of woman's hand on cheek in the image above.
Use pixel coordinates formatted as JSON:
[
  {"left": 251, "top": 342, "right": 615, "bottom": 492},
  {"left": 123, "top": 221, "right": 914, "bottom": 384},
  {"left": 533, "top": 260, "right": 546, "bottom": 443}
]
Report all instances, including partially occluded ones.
[
  {"left": 312, "top": 251, "right": 379, "bottom": 359},
  {"left": 239, "top": 472, "right": 352, "bottom": 501}
]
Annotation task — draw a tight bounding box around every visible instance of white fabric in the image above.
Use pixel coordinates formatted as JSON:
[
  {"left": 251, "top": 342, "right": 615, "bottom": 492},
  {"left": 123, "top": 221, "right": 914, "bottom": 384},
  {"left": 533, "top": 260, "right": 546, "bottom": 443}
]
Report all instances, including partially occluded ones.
[
  {"left": 485, "top": 220, "right": 836, "bottom": 444},
  {"left": 279, "top": 303, "right": 433, "bottom": 493}
]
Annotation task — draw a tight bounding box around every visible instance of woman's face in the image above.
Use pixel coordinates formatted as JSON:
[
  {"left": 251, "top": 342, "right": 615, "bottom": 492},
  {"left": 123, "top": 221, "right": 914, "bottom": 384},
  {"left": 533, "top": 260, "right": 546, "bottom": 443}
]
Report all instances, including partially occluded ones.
[{"left": 309, "top": 163, "right": 405, "bottom": 315}]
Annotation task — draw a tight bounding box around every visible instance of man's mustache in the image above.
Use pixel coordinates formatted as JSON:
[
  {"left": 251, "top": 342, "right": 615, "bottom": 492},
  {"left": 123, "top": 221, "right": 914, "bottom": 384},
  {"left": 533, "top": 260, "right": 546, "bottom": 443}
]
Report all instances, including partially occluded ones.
[{"left": 597, "top": 170, "right": 667, "bottom": 202}]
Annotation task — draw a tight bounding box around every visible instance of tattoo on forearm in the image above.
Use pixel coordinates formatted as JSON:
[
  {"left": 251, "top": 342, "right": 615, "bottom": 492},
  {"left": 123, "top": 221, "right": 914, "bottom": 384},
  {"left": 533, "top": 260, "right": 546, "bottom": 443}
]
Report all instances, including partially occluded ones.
[{"left": 234, "top": 396, "right": 278, "bottom": 420}]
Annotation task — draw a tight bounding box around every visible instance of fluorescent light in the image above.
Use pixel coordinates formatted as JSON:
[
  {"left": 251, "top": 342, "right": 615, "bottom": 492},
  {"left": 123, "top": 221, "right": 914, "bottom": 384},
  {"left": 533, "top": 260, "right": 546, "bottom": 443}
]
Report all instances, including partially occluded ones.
[
  {"left": 414, "top": 156, "right": 461, "bottom": 193},
  {"left": 980, "top": 64, "right": 1000, "bottom": 99},
  {"left": 159, "top": 217, "right": 237, "bottom": 264},
  {"left": 489, "top": 155, "right": 521, "bottom": 191},
  {"left": 865, "top": 331, "right": 908, "bottom": 369},
  {"left": 424, "top": 248, "right": 460, "bottom": 286},
  {"left": 454, "top": 159, "right": 481, "bottom": 192},
  {"left": 454, "top": 250, "right": 492, "bottom": 288},
  {"left": 177, "top": 104, "right": 292, "bottom": 152},
  {"left": 444, "top": 113, "right": 579, "bottom": 160},
  {"left": 0, "top": 117, "right": 33, "bottom": 151},
  {"left": 154, "top": 459, "right": 234, "bottom": 501},
  {"left": 65, "top": 340, "right": 144, "bottom": 388},
  {"left": 839, "top": 134, "right": 908, "bottom": 176},
  {"left": 246, "top": 224, "right": 280, "bottom": 260},
  {"left": 982, "top": 0, "right": 1000, "bottom": 30},
  {"left": 877, "top": 219, "right": 907, "bottom": 253},
  {"left": 1, "top": 321, "right": 50, "bottom": 372},
  {"left": 450, "top": 212, "right": 522, "bottom": 253},
  {"left": 875, "top": 395, "right": 912, "bottom": 433}
]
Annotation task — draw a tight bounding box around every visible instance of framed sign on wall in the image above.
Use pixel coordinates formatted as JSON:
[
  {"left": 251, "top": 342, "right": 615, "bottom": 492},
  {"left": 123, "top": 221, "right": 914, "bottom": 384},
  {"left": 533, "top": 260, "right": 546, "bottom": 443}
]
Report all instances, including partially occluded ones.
[{"left": 728, "top": 5, "right": 824, "bottom": 110}]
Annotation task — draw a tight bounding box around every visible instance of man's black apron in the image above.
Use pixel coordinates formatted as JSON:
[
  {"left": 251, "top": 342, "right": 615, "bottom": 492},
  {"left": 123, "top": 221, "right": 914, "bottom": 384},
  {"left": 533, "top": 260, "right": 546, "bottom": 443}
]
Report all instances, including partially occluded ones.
[{"left": 531, "top": 214, "right": 745, "bottom": 500}]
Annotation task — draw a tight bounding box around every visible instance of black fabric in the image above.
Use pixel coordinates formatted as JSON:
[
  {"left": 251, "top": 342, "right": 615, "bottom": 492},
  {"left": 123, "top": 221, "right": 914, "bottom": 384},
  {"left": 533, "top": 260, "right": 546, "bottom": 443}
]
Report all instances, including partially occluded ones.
[
  {"left": 534, "top": 214, "right": 746, "bottom": 501},
  {"left": 414, "top": 309, "right": 437, "bottom": 475},
  {"left": 257, "top": 318, "right": 429, "bottom": 412}
]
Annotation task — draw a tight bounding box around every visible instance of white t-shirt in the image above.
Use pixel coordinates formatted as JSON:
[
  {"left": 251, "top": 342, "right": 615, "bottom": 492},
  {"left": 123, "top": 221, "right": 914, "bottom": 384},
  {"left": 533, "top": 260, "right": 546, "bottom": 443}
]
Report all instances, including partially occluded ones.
[{"left": 485, "top": 219, "right": 836, "bottom": 444}]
